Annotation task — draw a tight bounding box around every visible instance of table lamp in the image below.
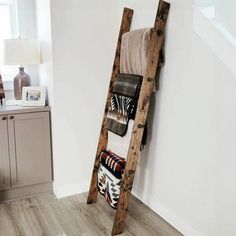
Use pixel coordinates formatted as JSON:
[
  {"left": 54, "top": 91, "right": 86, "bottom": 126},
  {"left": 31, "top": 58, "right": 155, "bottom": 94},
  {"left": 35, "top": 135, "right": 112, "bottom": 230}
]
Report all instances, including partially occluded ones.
[{"left": 3, "top": 39, "right": 40, "bottom": 100}]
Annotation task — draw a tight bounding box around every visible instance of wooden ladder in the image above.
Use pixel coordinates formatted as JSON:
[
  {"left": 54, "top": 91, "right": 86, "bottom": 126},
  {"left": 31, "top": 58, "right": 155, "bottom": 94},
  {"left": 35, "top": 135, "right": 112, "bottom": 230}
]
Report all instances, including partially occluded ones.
[{"left": 87, "top": 1, "right": 170, "bottom": 235}]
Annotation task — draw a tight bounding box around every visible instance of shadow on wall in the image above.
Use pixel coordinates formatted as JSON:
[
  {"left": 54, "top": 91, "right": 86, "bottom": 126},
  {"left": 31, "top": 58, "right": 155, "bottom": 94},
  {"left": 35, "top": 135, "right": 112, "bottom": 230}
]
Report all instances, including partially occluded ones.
[{"left": 134, "top": 68, "right": 164, "bottom": 200}]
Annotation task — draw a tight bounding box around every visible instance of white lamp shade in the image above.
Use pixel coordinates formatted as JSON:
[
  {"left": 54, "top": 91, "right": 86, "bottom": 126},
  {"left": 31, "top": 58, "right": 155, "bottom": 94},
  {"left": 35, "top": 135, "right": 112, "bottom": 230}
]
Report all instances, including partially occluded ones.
[{"left": 3, "top": 39, "right": 41, "bottom": 65}]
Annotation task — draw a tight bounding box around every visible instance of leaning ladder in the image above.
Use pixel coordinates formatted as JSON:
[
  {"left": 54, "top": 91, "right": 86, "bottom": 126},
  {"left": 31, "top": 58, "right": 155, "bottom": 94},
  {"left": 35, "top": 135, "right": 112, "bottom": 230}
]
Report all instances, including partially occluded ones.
[{"left": 87, "top": 1, "right": 170, "bottom": 235}]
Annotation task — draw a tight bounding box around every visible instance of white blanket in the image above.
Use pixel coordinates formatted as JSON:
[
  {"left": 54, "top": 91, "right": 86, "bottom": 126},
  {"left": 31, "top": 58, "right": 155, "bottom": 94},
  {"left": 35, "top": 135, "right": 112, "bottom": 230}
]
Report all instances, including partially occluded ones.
[{"left": 107, "top": 119, "right": 134, "bottom": 159}]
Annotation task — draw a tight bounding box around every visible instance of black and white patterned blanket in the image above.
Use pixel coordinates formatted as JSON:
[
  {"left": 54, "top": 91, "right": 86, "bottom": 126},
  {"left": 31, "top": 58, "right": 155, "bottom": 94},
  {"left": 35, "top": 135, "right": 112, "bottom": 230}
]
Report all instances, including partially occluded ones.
[
  {"left": 107, "top": 73, "right": 142, "bottom": 136},
  {"left": 98, "top": 150, "right": 126, "bottom": 209}
]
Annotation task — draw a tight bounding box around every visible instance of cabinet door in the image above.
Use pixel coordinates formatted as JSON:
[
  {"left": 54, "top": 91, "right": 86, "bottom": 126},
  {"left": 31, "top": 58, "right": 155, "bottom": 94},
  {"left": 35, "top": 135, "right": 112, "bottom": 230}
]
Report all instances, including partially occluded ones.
[
  {"left": 0, "top": 116, "right": 11, "bottom": 191},
  {"left": 8, "top": 112, "right": 52, "bottom": 188}
]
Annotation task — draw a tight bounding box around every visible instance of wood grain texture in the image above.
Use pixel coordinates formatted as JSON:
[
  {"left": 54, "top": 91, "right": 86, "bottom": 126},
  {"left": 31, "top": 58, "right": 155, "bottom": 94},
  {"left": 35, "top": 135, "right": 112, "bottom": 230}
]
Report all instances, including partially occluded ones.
[
  {"left": 0, "top": 182, "right": 52, "bottom": 202},
  {"left": 0, "top": 192, "right": 182, "bottom": 236},
  {"left": 112, "top": 1, "right": 171, "bottom": 235},
  {"left": 87, "top": 7, "right": 134, "bottom": 205}
]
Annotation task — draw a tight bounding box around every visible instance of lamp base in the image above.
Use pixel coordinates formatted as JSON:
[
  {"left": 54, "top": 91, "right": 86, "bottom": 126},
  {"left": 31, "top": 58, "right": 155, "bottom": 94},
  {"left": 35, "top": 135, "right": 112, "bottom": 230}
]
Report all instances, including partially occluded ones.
[{"left": 14, "top": 67, "right": 31, "bottom": 100}]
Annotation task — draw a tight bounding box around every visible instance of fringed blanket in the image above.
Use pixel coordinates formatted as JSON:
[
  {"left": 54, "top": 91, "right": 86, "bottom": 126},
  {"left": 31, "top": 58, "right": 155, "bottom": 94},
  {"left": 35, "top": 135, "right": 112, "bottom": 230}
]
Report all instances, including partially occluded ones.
[
  {"left": 98, "top": 150, "right": 126, "bottom": 209},
  {"left": 107, "top": 73, "right": 142, "bottom": 136}
]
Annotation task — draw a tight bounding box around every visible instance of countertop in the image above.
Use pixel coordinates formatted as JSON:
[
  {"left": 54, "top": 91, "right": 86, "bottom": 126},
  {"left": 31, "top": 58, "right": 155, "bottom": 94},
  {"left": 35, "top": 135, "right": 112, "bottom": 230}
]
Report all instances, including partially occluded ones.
[{"left": 0, "top": 105, "right": 51, "bottom": 115}]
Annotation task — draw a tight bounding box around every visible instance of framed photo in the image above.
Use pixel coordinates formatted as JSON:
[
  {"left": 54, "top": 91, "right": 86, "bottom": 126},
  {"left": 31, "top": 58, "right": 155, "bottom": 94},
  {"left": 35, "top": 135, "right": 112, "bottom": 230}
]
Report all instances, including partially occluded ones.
[{"left": 21, "top": 86, "right": 46, "bottom": 107}]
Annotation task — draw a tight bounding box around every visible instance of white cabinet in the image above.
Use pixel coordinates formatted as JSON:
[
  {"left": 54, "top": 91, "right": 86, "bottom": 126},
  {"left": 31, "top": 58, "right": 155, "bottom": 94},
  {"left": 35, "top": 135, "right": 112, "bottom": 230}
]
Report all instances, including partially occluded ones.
[{"left": 0, "top": 106, "right": 53, "bottom": 201}]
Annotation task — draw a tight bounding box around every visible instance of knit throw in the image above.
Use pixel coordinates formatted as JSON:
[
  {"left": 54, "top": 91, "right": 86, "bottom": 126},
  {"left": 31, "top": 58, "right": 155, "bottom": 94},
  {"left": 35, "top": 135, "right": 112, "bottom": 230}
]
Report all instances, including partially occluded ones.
[
  {"left": 98, "top": 150, "right": 126, "bottom": 209},
  {"left": 120, "top": 28, "right": 165, "bottom": 91}
]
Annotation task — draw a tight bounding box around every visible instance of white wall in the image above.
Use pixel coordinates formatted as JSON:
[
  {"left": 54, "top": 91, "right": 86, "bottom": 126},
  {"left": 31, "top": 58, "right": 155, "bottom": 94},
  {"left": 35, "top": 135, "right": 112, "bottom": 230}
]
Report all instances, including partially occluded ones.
[
  {"left": 49, "top": 0, "right": 121, "bottom": 197},
  {"left": 132, "top": 1, "right": 236, "bottom": 235},
  {"left": 39, "top": 0, "right": 236, "bottom": 235},
  {"left": 16, "top": 0, "right": 39, "bottom": 86}
]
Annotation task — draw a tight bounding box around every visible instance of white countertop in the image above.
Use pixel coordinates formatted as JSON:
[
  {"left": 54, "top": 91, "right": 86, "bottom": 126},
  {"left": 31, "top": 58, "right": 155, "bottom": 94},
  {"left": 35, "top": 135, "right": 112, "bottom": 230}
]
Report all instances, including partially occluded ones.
[{"left": 0, "top": 105, "right": 51, "bottom": 115}]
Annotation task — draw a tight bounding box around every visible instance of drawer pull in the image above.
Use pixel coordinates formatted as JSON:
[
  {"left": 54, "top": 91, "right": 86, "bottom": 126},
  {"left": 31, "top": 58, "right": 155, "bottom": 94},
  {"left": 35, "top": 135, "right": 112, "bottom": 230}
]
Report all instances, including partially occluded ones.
[
  {"left": 2, "top": 117, "right": 7, "bottom": 120},
  {"left": 9, "top": 116, "right": 14, "bottom": 120}
]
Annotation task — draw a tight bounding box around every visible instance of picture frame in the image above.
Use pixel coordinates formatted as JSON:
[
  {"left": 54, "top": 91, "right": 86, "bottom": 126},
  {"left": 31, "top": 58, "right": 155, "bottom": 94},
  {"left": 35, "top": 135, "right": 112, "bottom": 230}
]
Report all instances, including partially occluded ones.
[{"left": 21, "top": 86, "right": 46, "bottom": 107}]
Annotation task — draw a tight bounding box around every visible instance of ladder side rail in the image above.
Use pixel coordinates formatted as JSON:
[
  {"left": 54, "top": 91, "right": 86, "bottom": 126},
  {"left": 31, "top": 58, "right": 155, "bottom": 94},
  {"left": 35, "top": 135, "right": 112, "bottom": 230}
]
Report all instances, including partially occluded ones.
[
  {"left": 112, "top": 1, "right": 170, "bottom": 235},
  {"left": 87, "top": 8, "right": 134, "bottom": 204}
]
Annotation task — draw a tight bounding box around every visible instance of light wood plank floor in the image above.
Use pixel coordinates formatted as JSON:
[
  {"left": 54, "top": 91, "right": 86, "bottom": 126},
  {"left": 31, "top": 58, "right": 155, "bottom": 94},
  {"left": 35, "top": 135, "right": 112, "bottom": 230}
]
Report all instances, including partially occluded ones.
[{"left": 0, "top": 192, "right": 183, "bottom": 236}]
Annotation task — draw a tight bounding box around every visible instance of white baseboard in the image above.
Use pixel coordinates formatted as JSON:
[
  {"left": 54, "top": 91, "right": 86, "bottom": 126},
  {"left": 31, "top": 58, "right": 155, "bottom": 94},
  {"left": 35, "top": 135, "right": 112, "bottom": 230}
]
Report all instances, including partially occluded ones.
[
  {"left": 132, "top": 192, "right": 204, "bottom": 236},
  {"left": 53, "top": 182, "right": 88, "bottom": 199}
]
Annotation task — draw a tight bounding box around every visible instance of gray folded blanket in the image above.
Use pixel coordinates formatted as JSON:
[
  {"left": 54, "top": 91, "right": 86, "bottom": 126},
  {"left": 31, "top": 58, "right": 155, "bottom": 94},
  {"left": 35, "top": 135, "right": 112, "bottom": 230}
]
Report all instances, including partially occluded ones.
[{"left": 107, "top": 73, "right": 142, "bottom": 136}]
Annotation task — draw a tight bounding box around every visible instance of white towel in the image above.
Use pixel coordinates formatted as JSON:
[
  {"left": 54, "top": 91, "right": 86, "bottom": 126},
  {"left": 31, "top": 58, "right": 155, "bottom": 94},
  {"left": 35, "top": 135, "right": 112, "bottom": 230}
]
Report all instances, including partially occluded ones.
[{"left": 107, "top": 119, "right": 134, "bottom": 159}]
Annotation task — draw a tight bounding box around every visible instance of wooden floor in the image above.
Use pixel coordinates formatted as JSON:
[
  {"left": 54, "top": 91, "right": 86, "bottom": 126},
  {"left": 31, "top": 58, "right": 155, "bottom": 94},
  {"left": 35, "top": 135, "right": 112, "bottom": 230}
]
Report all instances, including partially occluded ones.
[{"left": 0, "top": 192, "right": 182, "bottom": 236}]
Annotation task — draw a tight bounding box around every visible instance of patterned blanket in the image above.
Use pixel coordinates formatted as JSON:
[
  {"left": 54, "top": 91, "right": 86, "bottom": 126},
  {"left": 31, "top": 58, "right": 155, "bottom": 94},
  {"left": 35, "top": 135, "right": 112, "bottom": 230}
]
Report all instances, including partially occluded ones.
[
  {"left": 107, "top": 73, "right": 142, "bottom": 136},
  {"left": 100, "top": 150, "right": 126, "bottom": 178},
  {"left": 98, "top": 150, "right": 126, "bottom": 209}
]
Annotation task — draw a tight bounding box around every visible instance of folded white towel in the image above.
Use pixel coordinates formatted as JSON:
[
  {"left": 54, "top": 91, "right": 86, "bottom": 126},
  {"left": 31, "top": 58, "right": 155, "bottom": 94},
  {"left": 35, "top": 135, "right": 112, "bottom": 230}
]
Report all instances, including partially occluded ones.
[{"left": 107, "top": 119, "right": 134, "bottom": 159}]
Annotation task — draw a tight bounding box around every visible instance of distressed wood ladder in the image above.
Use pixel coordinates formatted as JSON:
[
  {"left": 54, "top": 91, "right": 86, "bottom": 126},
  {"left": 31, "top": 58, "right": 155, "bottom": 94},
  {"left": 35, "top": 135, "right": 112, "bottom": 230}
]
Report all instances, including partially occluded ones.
[{"left": 87, "top": 1, "right": 170, "bottom": 235}]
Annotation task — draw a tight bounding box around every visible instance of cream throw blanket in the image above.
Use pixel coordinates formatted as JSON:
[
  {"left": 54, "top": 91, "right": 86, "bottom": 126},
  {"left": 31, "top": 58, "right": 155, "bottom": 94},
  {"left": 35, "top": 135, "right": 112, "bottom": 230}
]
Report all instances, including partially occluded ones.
[{"left": 120, "top": 28, "right": 152, "bottom": 76}]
